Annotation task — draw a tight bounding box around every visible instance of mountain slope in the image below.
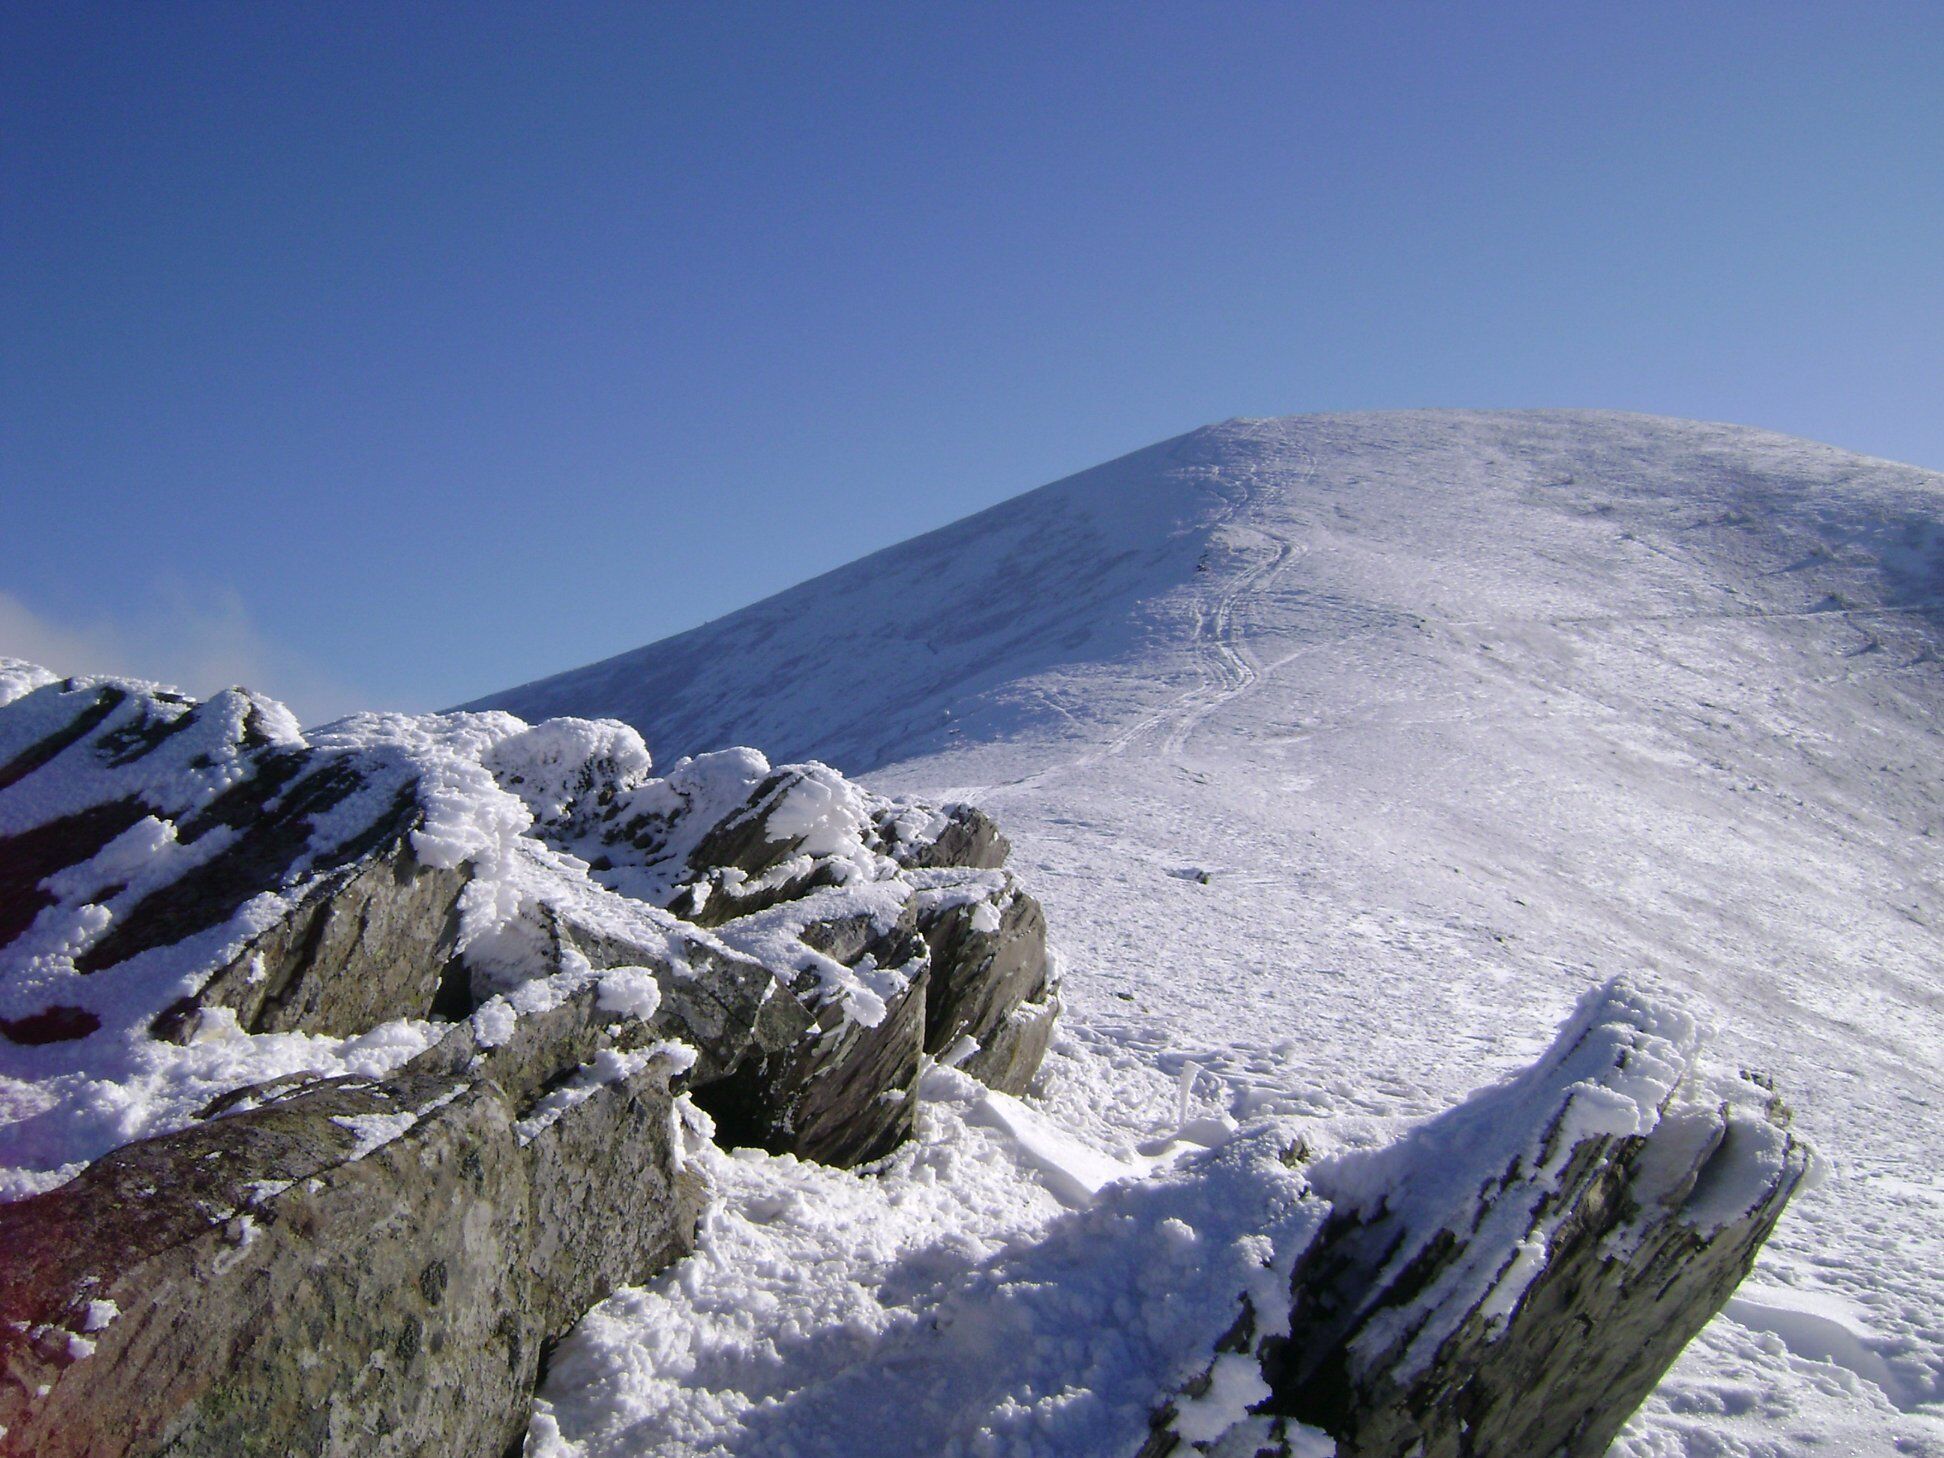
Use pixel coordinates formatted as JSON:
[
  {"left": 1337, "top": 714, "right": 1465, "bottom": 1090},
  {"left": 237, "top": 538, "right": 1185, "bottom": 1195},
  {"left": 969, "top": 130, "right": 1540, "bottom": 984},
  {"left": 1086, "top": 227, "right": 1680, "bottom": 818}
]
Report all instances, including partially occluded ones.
[
  {"left": 475, "top": 412, "right": 1944, "bottom": 1455},
  {"left": 474, "top": 411, "right": 1942, "bottom": 776}
]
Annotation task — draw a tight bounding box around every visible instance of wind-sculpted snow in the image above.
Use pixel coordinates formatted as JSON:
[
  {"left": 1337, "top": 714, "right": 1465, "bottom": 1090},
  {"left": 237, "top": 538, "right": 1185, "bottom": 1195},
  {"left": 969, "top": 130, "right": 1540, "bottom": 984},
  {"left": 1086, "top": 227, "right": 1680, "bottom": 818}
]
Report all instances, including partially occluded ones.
[{"left": 480, "top": 412, "right": 1944, "bottom": 1455}]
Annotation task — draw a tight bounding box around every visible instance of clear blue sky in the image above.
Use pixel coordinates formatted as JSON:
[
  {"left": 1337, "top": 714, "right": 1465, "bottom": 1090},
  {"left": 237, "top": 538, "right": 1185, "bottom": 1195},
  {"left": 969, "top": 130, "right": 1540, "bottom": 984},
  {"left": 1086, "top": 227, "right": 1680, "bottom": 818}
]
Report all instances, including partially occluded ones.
[{"left": 4, "top": 3, "right": 1940, "bottom": 722}]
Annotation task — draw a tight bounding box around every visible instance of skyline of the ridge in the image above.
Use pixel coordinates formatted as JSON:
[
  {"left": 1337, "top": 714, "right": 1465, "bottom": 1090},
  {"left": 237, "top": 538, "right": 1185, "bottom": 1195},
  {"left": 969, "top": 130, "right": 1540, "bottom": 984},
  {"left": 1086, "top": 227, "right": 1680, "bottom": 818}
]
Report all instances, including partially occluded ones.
[{"left": 5, "top": 4, "right": 1940, "bottom": 721}]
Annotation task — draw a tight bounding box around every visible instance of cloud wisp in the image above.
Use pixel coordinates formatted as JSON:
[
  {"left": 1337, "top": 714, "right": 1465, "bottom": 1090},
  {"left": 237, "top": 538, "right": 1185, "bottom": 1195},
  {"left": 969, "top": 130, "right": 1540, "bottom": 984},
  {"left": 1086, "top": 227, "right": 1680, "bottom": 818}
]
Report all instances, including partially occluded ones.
[{"left": 0, "top": 585, "right": 373, "bottom": 727}]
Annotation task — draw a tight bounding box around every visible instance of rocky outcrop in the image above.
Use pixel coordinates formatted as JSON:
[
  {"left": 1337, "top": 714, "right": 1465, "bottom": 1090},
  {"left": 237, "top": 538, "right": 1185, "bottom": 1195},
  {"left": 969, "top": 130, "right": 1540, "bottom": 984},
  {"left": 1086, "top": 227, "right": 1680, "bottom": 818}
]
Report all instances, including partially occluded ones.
[
  {"left": 0, "top": 674, "right": 1057, "bottom": 1171},
  {"left": 917, "top": 887, "right": 1056, "bottom": 1094},
  {"left": 511, "top": 751, "right": 1061, "bottom": 1154},
  {"left": 0, "top": 667, "right": 1810, "bottom": 1458},
  {"left": 1146, "top": 981, "right": 1815, "bottom": 1458},
  {"left": 0, "top": 668, "right": 1059, "bottom": 1458},
  {"left": 0, "top": 976, "right": 701, "bottom": 1458}
]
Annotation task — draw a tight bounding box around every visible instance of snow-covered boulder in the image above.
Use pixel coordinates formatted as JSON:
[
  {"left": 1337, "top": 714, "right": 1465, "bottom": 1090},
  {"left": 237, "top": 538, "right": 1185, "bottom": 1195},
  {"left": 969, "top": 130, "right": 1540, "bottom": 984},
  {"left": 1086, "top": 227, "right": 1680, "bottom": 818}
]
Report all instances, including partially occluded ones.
[
  {"left": 469, "top": 744, "right": 1059, "bottom": 1160},
  {"left": 0, "top": 670, "right": 1057, "bottom": 1185},
  {"left": 0, "top": 668, "right": 1059, "bottom": 1457},
  {"left": 0, "top": 975, "right": 703, "bottom": 1458},
  {"left": 1147, "top": 980, "right": 1815, "bottom": 1458}
]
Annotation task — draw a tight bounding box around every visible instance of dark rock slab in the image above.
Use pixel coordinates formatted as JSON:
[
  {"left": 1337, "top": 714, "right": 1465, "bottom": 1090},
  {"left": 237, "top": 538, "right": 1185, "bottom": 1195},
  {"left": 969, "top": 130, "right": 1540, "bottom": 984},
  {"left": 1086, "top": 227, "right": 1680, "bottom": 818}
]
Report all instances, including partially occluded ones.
[
  {"left": 958, "top": 982, "right": 1062, "bottom": 1098},
  {"left": 0, "top": 980, "right": 703, "bottom": 1458},
  {"left": 916, "top": 879, "right": 1052, "bottom": 1094},
  {"left": 887, "top": 802, "right": 1012, "bottom": 872},
  {"left": 0, "top": 676, "right": 456, "bottom": 1051},
  {"left": 696, "top": 958, "right": 931, "bottom": 1168},
  {"left": 1146, "top": 981, "right": 1814, "bottom": 1458},
  {"left": 539, "top": 900, "right": 928, "bottom": 1166},
  {"left": 153, "top": 837, "right": 469, "bottom": 1042}
]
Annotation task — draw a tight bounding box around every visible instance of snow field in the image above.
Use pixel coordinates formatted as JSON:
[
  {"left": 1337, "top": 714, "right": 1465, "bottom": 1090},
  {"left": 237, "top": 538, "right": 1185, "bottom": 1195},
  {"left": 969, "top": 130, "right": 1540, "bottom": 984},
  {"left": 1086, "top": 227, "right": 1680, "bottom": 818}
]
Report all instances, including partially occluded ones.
[{"left": 488, "top": 413, "right": 1943, "bottom": 1455}]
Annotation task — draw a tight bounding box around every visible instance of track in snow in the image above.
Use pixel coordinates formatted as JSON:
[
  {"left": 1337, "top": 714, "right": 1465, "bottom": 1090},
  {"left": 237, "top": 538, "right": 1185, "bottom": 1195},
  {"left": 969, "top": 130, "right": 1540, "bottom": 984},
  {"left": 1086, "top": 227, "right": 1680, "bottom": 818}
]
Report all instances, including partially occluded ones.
[{"left": 1156, "top": 423, "right": 1310, "bottom": 769}]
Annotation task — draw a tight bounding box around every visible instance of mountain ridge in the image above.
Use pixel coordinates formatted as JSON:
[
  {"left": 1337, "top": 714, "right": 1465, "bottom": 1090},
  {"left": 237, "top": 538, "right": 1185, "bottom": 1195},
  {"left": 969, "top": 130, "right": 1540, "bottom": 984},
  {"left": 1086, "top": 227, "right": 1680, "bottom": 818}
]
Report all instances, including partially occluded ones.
[
  {"left": 471, "top": 409, "right": 1944, "bottom": 1453},
  {"left": 465, "top": 409, "right": 1944, "bottom": 773}
]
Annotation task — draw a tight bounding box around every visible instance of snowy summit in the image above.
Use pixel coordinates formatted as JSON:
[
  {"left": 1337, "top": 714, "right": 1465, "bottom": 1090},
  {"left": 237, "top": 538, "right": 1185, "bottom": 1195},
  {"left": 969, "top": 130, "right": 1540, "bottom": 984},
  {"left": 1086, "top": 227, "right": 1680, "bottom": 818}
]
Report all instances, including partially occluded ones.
[{"left": 473, "top": 411, "right": 1944, "bottom": 1456}]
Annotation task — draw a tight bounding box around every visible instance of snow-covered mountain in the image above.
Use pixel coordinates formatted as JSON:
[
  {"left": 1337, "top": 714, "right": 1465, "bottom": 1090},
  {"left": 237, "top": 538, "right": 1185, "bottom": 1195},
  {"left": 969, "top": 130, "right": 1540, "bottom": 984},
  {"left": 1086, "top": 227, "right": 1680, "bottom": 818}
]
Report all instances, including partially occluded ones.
[{"left": 475, "top": 412, "right": 1944, "bottom": 1456}]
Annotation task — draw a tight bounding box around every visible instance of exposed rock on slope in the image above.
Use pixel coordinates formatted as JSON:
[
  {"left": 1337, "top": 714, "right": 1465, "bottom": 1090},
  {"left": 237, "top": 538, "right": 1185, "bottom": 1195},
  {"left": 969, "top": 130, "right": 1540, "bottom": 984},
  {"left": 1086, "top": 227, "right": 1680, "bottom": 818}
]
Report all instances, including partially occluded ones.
[
  {"left": 0, "top": 665, "right": 1057, "bottom": 1456},
  {"left": 1148, "top": 982, "right": 1815, "bottom": 1458},
  {"left": 0, "top": 664, "right": 1814, "bottom": 1458}
]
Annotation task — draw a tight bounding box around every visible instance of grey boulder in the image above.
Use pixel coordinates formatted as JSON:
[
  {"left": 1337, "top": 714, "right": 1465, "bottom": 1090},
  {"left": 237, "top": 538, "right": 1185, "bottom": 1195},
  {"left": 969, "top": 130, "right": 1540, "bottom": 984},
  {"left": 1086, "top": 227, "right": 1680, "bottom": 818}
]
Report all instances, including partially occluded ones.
[
  {"left": 0, "top": 977, "right": 702, "bottom": 1458},
  {"left": 1147, "top": 980, "right": 1815, "bottom": 1458}
]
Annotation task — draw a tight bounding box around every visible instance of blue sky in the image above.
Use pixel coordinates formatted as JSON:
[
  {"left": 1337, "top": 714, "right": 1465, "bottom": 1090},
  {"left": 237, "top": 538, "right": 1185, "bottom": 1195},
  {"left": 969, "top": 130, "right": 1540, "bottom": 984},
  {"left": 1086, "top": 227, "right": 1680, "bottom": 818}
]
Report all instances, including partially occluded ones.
[{"left": 4, "top": 3, "right": 1940, "bottom": 722}]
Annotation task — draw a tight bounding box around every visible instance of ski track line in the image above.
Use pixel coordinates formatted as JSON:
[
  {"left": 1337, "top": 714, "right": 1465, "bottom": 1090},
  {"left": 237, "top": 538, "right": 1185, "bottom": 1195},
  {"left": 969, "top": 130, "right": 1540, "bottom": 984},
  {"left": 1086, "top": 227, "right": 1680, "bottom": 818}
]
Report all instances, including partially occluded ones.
[
  {"left": 1157, "top": 425, "right": 1312, "bottom": 768},
  {"left": 962, "top": 426, "right": 1315, "bottom": 803}
]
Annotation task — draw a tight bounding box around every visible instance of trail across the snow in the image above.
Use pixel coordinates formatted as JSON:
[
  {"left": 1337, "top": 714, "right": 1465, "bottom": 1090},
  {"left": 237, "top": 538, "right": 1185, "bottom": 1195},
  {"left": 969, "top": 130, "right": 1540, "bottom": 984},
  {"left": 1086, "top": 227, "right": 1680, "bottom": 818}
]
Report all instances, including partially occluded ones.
[
  {"left": 1156, "top": 424, "right": 1310, "bottom": 770},
  {"left": 972, "top": 423, "right": 1313, "bottom": 797}
]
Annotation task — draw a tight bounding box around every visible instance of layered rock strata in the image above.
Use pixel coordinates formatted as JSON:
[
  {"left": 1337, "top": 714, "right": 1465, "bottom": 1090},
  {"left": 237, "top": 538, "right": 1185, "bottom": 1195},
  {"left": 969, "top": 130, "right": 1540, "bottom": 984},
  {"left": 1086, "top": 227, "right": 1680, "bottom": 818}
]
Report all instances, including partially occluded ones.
[
  {"left": 0, "top": 665, "right": 1059, "bottom": 1456},
  {"left": 1147, "top": 981, "right": 1815, "bottom": 1458}
]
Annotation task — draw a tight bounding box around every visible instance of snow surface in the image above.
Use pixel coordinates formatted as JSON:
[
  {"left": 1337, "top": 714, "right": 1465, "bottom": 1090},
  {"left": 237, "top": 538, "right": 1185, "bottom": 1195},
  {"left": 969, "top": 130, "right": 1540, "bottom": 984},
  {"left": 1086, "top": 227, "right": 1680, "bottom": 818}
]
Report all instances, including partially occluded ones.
[
  {"left": 481, "top": 412, "right": 1944, "bottom": 1456},
  {"left": 528, "top": 1068, "right": 1324, "bottom": 1458}
]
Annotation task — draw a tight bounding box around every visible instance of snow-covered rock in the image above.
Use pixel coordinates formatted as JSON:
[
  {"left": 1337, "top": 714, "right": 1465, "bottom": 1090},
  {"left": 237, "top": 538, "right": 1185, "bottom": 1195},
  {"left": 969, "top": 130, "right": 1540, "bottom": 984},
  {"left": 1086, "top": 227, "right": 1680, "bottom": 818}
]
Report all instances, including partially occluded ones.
[
  {"left": 0, "top": 668, "right": 1058, "bottom": 1457},
  {"left": 0, "top": 670, "right": 1055, "bottom": 1183},
  {"left": 1145, "top": 981, "right": 1813, "bottom": 1458},
  {"left": 473, "top": 411, "right": 1940, "bottom": 1455}
]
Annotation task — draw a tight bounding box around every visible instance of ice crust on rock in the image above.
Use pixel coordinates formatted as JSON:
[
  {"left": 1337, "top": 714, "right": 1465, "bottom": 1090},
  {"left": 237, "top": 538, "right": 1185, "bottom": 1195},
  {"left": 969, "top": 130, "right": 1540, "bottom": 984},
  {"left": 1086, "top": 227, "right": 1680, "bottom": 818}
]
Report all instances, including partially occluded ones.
[{"left": 1311, "top": 978, "right": 1707, "bottom": 1379}]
